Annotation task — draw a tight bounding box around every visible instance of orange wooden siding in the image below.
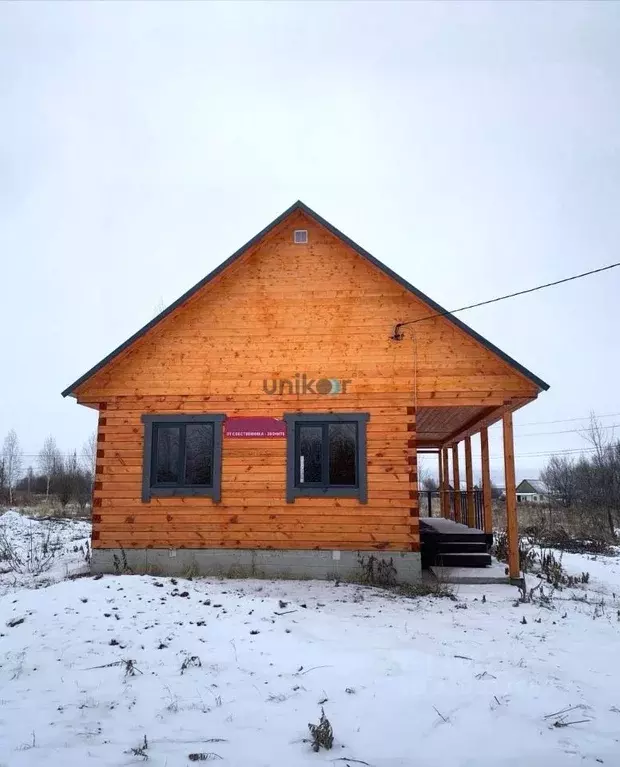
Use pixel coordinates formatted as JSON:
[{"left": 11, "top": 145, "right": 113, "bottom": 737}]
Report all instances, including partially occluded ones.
[{"left": 92, "top": 394, "right": 417, "bottom": 551}]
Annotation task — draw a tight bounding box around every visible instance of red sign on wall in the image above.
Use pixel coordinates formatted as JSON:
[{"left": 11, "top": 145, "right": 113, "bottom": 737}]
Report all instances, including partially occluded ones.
[{"left": 224, "top": 417, "right": 287, "bottom": 438}]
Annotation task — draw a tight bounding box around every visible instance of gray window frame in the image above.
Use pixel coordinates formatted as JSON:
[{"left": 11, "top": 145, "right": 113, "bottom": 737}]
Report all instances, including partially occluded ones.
[
  {"left": 283, "top": 412, "right": 369, "bottom": 503},
  {"left": 141, "top": 414, "right": 225, "bottom": 502}
]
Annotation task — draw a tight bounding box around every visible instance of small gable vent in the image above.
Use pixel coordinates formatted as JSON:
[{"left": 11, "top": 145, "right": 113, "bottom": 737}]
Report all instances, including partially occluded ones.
[{"left": 293, "top": 229, "right": 308, "bottom": 244}]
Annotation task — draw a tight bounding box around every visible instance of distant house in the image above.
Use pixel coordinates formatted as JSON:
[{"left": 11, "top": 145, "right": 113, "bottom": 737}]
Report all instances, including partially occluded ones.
[{"left": 516, "top": 479, "right": 548, "bottom": 504}]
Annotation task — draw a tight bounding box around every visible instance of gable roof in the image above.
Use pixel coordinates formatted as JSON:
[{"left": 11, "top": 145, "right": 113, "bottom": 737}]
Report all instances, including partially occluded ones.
[{"left": 62, "top": 200, "right": 550, "bottom": 397}]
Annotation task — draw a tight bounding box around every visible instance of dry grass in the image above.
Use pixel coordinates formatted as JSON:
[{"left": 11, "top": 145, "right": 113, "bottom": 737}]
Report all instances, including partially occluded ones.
[
  {"left": 0, "top": 501, "right": 91, "bottom": 521},
  {"left": 494, "top": 502, "right": 617, "bottom": 550}
]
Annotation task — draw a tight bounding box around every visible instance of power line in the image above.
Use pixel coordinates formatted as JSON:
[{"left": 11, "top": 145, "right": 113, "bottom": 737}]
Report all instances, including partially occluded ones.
[
  {"left": 486, "top": 411, "right": 620, "bottom": 429},
  {"left": 420, "top": 446, "right": 600, "bottom": 461},
  {"left": 21, "top": 415, "right": 620, "bottom": 455},
  {"left": 518, "top": 412, "right": 620, "bottom": 427},
  {"left": 470, "top": 447, "right": 599, "bottom": 461},
  {"left": 515, "top": 423, "right": 619, "bottom": 438},
  {"left": 20, "top": 411, "right": 620, "bottom": 456},
  {"left": 394, "top": 261, "right": 620, "bottom": 334},
  {"left": 515, "top": 447, "right": 597, "bottom": 457},
  {"left": 18, "top": 454, "right": 90, "bottom": 459}
]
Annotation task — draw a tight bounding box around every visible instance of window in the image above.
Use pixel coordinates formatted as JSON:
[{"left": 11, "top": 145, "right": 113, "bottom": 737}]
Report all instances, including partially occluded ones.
[
  {"left": 141, "top": 414, "right": 225, "bottom": 502},
  {"left": 293, "top": 229, "right": 308, "bottom": 244},
  {"left": 284, "top": 413, "right": 368, "bottom": 502}
]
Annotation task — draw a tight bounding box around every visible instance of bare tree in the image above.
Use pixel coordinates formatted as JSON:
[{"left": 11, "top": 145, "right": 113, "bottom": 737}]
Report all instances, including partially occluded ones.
[
  {"left": 55, "top": 454, "right": 72, "bottom": 508},
  {"left": 81, "top": 431, "right": 97, "bottom": 475},
  {"left": 490, "top": 479, "right": 503, "bottom": 500},
  {"left": 2, "top": 430, "right": 23, "bottom": 505},
  {"left": 25, "top": 465, "right": 35, "bottom": 495},
  {"left": 419, "top": 469, "right": 439, "bottom": 492},
  {"left": 540, "top": 455, "right": 577, "bottom": 508},
  {"left": 539, "top": 414, "right": 620, "bottom": 541},
  {"left": 582, "top": 412, "right": 615, "bottom": 459},
  {"left": 153, "top": 297, "right": 165, "bottom": 317},
  {"left": 581, "top": 413, "right": 619, "bottom": 539},
  {"left": 38, "top": 435, "right": 62, "bottom": 498}
]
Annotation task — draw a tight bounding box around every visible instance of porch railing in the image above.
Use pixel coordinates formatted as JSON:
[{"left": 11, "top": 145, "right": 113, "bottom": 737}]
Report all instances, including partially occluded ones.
[{"left": 418, "top": 489, "right": 484, "bottom": 531}]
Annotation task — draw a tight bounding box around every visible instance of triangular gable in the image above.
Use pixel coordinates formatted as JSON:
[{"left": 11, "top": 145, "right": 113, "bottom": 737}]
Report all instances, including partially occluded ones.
[{"left": 62, "top": 200, "right": 549, "bottom": 397}]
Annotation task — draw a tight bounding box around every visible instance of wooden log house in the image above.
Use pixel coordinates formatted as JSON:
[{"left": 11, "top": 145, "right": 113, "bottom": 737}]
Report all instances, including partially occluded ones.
[{"left": 62, "top": 201, "right": 548, "bottom": 582}]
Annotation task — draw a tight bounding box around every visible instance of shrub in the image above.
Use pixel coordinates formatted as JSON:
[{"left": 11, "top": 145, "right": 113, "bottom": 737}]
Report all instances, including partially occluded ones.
[
  {"left": 308, "top": 707, "right": 334, "bottom": 752},
  {"left": 357, "top": 554, "right": 397, "bottom": 586},
  {"left": 0, "top": 521, "right": 60, "bottom": 576}
]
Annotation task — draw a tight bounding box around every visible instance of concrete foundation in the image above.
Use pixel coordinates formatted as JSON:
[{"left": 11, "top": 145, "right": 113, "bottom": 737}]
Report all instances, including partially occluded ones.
[{"left": 91, "top": 547, "right": 422, "bottom": 583}]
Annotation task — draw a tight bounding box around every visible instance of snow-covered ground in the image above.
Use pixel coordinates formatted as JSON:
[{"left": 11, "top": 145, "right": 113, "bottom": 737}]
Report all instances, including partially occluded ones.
[
  {"left": 1, "top": 513, "right": 619, "bottom": 766},
  {"left": 0, "top": 510, "right": 91, "bottom": 596},
  {"left": 0, "top": 510, "right": 90, "bottom": 594}
]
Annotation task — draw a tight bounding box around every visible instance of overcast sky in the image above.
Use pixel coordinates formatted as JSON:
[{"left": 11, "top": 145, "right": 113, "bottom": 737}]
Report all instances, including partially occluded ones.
[{"left": 1, "top": 1, "right": 619, "bottom": 482}]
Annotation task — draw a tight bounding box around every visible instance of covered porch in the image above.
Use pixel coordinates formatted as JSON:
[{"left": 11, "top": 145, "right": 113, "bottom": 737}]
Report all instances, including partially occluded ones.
[{"left": 415, "top": 400, "right": 524, "bottom": 580}]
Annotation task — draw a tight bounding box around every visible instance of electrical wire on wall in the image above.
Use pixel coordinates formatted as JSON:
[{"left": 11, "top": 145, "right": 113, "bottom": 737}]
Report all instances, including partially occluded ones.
[{"left": 412, "top": 329, "right": 418, "bottom": 414}]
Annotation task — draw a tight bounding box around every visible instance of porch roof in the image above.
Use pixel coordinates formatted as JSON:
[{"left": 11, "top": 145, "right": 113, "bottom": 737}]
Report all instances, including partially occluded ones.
[{"left": 416, "top": 400, "right": 531, "bottom": 448}]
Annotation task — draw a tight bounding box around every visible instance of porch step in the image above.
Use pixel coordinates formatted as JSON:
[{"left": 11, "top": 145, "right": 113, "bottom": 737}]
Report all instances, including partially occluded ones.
[
  {"left": 436, "top": 541, "right": 489, "bottom": 554},
  {"left": 435, "top": 552, "right": 492, "bottom": 568},
  {"left": 430, "top": 560, "right": 509, "bottom": 584},
  {"left": 424, "top": 531, "right": 488, "bottom": 544},
  {"left": 420, "top": 518, "right": 494, "bottom": 569}
]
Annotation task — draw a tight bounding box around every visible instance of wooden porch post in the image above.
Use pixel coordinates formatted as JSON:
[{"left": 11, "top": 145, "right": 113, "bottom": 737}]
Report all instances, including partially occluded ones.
[
  {"left": 438, "top": 449, "right": 444, "bottom": 518},
  {"left": 480, "top": 427, "right": 493, "bottom": 535},
  {"left": 442, "top": 446, "right": 450, "bottom": 519},
  {"left": 464, "top": 436, "right": 475, "bottom": 527},
  {"left": 503, "top": 412, "right": 519, "bottom": 579},
  {"left": 451, "top": 444, "right": 461, "bottom": 524}
]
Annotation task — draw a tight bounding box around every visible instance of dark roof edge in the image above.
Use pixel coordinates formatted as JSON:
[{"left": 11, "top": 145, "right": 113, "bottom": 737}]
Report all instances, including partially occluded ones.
[{"left": 62, "top": 199, "right": 549, "bottom": 398}]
